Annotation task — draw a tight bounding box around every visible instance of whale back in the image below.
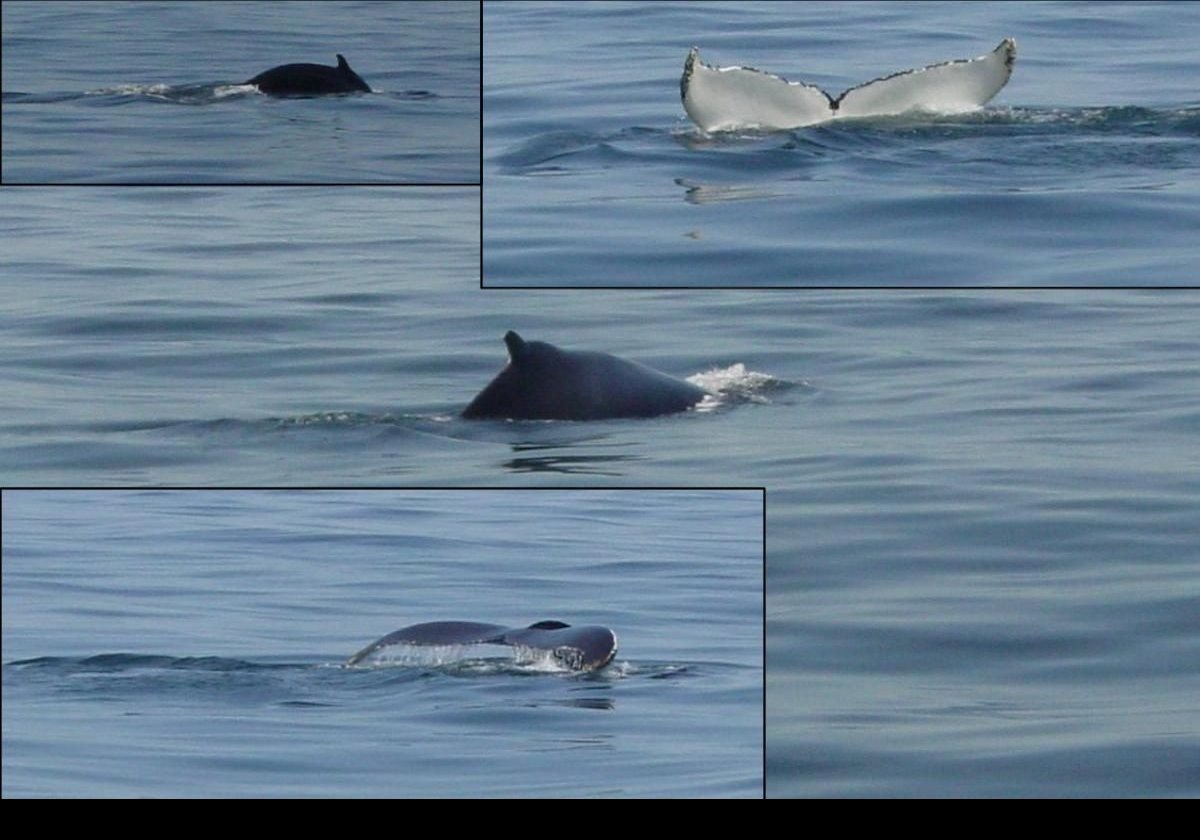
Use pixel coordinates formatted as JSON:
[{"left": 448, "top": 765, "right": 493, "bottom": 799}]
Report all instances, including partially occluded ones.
[
  {"left": 462, "top": 331, "right": 707, "bottom": 421},
  {"left": 246, "top": 53, "right": 370, "bottom": 96}
]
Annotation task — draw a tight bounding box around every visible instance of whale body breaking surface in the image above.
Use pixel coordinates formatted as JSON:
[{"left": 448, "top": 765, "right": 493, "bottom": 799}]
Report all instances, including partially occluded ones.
[
  {"left": 245, "top": 53, "right": 371, "bottom": 96},
  {"left": 682, "top": 38, "right": 1016, "bottom": 132},
  {"left": 462, "top": 331, "right": 708, "bottom": 421}
]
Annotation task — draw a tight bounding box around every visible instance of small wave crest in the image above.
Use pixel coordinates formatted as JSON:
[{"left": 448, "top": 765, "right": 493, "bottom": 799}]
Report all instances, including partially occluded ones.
[
  {"left": 84, "top": 82, "right": 255, "bottom": 105},
  {"left": 7, "top": 653, "right": 265, "bottom": 673}
]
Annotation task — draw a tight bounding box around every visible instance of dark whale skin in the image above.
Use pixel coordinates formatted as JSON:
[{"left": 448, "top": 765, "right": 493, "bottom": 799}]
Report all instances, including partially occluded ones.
[
  {"left": 462, "top": 331, "right": 708, "bottom": 421},
  {"left": 245, "top": 53, "right": 370, "bottom": 96},
  {"left": 347, "top": 620, "right": 619, "bottom": 671}
]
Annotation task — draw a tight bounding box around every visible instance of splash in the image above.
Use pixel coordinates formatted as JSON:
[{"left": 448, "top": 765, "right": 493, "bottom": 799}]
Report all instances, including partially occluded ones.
[{"left": 689, "top": 363, "right": 785, "bottom": 408}]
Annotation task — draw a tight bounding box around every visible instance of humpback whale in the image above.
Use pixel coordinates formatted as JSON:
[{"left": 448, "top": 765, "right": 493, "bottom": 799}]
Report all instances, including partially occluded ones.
[
  {"left": 245, "top": 53, "right": 371, "bottom": 96},
  {"left": 462, "top": 331, "right": 709, "bottom": 421},
  {"left": 682, "top": 38, "right": 1016, "bottom": 132},
  {"left": 347, "top": 620, "right": 619, "bottom": 671}
]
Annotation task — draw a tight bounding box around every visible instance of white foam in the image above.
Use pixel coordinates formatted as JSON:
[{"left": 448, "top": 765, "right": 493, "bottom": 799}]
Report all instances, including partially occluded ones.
[
  {"left": 349, "top": 642, "right": 489, "bottom": 668},
  {"left": 689, "top": 363, "right": 777, "bottom": 400},
  {"left": 87, "top": 83, "right": 173, "bottom": 96},
  {"left": 350, "top": 641, "right": 589, "bottom": 675}
]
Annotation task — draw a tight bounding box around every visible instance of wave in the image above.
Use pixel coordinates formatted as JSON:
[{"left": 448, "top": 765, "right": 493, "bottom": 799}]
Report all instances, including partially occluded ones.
[{"left": 492, "top": 106, "right": 1199, "bottom": 181}]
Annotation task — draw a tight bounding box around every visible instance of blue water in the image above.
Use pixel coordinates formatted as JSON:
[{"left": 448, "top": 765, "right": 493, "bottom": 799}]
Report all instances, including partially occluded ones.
[
  {"left": 2, "top": 489, "right": 764, "bottom": 798},
  {"left": 4, "top": 0, "right": 1200, "bottom": 801},
  {"left": 483, "top": 0, "right": 1200, "bottom": 285},
  {"left": 2, "top": 1, "right": 480, "bottom": 184},
  {"left": 2, "top": 184, "right": 1198, "bottom": 795}
]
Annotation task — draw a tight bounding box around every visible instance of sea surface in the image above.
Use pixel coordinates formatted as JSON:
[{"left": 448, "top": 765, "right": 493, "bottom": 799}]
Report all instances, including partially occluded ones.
[
  {"left": 2, "top": 1, "right": 480, "bottom": 184},
  {"left": 483, "top": 0, "right": 1200, "bottom": 285},
  {"left": 2, "top": 489, "right": 765, "bottom": 798},
  {"left": 2, "top": 184, "right": 1198, "bottom": 795},
  {"left": 4, "top": 1, "right": 1200, "bottom": 801}
]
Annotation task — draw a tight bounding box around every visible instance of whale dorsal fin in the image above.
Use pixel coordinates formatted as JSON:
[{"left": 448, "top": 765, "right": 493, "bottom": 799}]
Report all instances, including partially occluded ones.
[
  {"left": 504, "top": 330, "right": 527, "bottom": 363},
  {"left": 337, "top": 54, "right": 351, "bottom": 72}
]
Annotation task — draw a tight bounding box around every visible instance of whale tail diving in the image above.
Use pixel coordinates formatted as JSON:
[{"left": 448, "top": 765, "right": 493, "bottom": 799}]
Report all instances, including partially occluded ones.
[
  {"left": 462, "top": 331, "right": 709, "bottom": 421},
  {"left": 245, "top": 53, "right": 371, "bottom": 96},
  {"left": 682, "top": 38, "right": 1016, "bottom": 132},
  {"left": 347, "top": 620, "right": 619, "bottom": 671}
]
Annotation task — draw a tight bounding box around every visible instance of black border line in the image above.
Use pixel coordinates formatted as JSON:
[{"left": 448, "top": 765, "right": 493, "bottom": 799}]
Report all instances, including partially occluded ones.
[
  {"left": 481, "top": 281, "right": 1200, "bottom": 291},
  {"left": 3, "top": 181, "right": 482, "bottom": 188}
]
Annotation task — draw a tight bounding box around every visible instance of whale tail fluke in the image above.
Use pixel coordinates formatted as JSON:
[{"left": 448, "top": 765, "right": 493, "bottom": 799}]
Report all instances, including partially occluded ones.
[
  {"left": 835, "top": 38, "right": 1015, "bottom": 119},
  {"left": 682, "top": 38, "right": 1016, "bottom": 132},
  {"left": 347, "top": 620, "right": 618, "bottom": 671}
]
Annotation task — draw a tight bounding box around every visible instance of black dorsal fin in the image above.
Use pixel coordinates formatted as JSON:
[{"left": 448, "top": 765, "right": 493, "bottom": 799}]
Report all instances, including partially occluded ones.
[
  {"left": 528, "top": 620, "right": 570, "bottom": 630},
  {"left": 503, "top": 330, "right": 527, "bottom": 363},
  {"left": 337, "top": 54, "right": 350, "bottom": 71}
]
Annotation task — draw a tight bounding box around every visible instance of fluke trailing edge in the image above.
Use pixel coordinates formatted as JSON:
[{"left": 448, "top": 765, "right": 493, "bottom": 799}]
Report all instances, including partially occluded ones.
[
  {"left": 347, "top": 620, "right": 619, "bottom": 671},
  {"left": 682, "top": 38, "right": 1016, "bottom": 132},
  {"left": 245, "top": 54, "right": 371, "bottom": 96},
  {"left": 462, "top": 331, "right": 709, "bottom": 421}
]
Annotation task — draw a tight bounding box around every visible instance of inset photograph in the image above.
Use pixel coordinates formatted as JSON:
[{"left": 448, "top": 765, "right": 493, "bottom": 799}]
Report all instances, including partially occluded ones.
[
  {"left": 0, "top": 186, "right": 792, "bottom": 487},
  {"left": 1, "top": 1, "right": 481, "bottom": 184},
  {"left": 2, "top": 488, "right": 765, "bottom": 798},
  {"left": 483, "top": 1, "right": 1199, "bottom": 287}
]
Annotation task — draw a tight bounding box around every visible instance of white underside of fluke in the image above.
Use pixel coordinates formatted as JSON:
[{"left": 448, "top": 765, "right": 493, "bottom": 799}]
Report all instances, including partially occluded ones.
[{"left": 681, "top": 38, "right": 1016, "bottom": 132}]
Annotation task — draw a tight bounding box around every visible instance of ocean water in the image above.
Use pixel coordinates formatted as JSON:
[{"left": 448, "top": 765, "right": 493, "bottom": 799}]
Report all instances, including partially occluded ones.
[
  {"left": 2, "top": 183, "right": 1199, "bottom": 797},
  {"left": 483, "top": 0, "right": 1200, "bottom": 285},
  {"left": 2, "top": 1, "right": 480, "bottom": 184},
  {"left": 2, "top": 489, "right": 765, "bottom": 798},
  {"left": 3, "top": 1, "right": 1200, "bottom": 801}
]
